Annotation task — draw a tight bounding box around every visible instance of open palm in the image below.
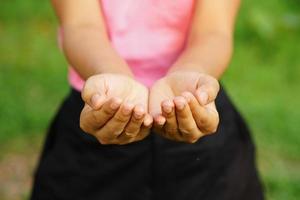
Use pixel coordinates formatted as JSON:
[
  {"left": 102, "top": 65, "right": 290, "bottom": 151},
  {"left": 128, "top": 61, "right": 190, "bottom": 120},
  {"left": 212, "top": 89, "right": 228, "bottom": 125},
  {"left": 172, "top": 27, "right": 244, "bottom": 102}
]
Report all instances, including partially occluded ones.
[
  {"left": 149, "top": 71, "right": 220, "bottom": 143},
  {"left": 80, "top": 74, "right": 152, "bottom": 145}
]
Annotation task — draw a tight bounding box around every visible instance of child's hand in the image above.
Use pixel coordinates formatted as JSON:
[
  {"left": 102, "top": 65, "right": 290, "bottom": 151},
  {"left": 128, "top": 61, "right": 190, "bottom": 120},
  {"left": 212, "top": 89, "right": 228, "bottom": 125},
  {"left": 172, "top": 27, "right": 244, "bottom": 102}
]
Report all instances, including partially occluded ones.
[
  {"left": 149, "top": 71, "right": 220, "bottom": 143},
  {"left": 80, "top": 74, "right": 153, "bottom": 145}
]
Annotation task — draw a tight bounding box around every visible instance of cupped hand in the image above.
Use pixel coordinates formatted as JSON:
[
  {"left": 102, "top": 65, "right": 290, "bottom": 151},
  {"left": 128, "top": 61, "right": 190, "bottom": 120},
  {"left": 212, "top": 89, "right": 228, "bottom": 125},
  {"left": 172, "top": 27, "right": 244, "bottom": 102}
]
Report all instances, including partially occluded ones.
[
  {"left": 149, "top": 71, "right": 220, "bottom": 143},
  {"left": 80, "top": 73, "right": 153, "bottom": 145}
]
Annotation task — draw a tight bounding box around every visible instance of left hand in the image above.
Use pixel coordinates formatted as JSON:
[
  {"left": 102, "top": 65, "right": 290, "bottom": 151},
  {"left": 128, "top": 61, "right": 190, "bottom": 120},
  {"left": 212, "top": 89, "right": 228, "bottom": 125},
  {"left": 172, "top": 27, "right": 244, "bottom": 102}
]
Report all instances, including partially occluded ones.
[{"left": 149, "top": 71, "right": 220, "bottom": 143}]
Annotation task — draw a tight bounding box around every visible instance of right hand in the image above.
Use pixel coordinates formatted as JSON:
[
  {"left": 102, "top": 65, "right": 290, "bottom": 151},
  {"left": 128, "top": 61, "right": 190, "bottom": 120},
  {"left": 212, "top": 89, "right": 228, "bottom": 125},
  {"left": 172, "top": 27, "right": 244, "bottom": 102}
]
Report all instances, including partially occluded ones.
[{"left": 80, "top": 73, "right": 153, "bottom": 145}]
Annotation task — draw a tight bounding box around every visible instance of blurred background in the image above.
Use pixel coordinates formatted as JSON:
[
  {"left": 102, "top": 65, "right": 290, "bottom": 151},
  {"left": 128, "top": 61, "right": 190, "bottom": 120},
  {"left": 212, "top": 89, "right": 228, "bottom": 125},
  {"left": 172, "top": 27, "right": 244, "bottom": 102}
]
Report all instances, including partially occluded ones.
[{"left": 0, "top": 0, "right": 299, "bottom": 199}]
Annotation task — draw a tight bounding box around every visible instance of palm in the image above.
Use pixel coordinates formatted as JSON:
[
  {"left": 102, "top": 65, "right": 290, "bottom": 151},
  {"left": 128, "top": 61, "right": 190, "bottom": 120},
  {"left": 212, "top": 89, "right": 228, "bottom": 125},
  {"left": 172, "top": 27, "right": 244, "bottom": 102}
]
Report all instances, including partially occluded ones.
[
  {"left": 148, "top": 71, "right": 220, "bottom": 143},
  {"left": 84, "top": 74, "right": 149, "bottom": 109},
  {"left": 162, "top": 71, "right": 207, "bottom": 95},
  {"left": 81, "top": 74, "right": 153, "bottom": 145}
]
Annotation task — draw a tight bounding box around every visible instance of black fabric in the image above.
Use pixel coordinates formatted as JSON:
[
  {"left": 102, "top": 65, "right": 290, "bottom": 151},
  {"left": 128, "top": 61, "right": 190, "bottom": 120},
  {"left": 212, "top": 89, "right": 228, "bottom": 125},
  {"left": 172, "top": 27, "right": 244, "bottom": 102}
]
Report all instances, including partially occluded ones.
[{"left": 31, "top": 87, "right": 264, "bottom": 200}]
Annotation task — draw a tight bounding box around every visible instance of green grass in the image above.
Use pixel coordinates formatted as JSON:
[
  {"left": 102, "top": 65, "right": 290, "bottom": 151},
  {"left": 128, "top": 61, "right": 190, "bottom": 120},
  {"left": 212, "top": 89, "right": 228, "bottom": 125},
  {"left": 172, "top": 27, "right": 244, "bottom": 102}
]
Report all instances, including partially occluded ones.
[{"left": 0, "top": 0, "right": 300, "bottom": 199}]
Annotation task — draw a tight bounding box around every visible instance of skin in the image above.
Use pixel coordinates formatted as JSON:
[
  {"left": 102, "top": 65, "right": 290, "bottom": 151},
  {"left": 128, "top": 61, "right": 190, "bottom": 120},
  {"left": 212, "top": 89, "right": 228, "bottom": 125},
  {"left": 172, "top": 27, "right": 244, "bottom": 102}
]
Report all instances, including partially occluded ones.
[
  {"left": 51, "top": 0, "right": 240, "bottom": 145},
  {"left": 80, "top": 74, "right": 153, "bottom": 145},
  {"left": 150, "top": 0, "right": 240, "bottom": 143},
  {"left": 149, "top": 71, "right": 220, "bottom": 143}
]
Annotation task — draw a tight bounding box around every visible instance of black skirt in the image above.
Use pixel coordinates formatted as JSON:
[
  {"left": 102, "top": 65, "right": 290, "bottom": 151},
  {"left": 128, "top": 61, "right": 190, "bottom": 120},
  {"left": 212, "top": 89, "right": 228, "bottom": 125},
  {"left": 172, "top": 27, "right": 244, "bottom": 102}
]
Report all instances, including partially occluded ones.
[{"left": 31, "top": 87, "right": 264, "bottom": 200}]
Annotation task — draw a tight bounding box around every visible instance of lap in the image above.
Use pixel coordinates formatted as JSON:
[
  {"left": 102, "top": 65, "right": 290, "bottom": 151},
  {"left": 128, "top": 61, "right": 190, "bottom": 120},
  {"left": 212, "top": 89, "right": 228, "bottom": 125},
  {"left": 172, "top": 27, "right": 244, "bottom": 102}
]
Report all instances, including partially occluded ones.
[{"left": 30, "top": 88, "right": 264, "bottom": 200}]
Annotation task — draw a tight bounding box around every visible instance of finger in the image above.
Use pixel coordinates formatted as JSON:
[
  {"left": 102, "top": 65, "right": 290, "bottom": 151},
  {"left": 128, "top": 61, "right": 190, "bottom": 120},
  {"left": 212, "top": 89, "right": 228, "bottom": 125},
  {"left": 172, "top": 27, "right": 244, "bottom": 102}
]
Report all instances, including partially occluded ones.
[
  {"left": 80, "top": 104, "right": 97, "bottom": 134},
  {"left": 134, "top": 119, "right": 153, "bottom": 142},
  {"left": 203, "top": 102, "right": 220, "bottom": 134},
  {"left": 81, "top": 75, "right": 107, "bottom": 109},
  {"left": 143, "top": 114, "right": 153, "bottom": 127},
  {"left": 93, "top": 97, "right": 122, "bottom": 128},
  {"left": 149, "top": 79, "right": 174, "bottom": 118},
  {"left": 174, "top": 96, "right": 202, "bottom": 143},
  {"left": 118, "top": 105, "right": 146, "bottom": 141},
  {"left": 80, "top": 98, "right": 121, "bottom": 133},
  {"left": 161, "top": 100, "right": 179, "bottom": 139},
  {"left": 182, "top": 92, "right": 219, "bottom": 134},
  {"left": 118, "top": 116, "right": 153, "bottom": 145},
  {"left": 195, "top": 76, "right": 220, "bottom": 106},
  {"left": 153, "top": 114, "right": 166, "bottom": 136},
  {"left": 154, "top": 115, "right": 166, "bottom": 128},
  {"left": 96, "top": 103, "right": 134, "bottom": 144},
  {"left": 89, "top": 94, "right": 107, "bottom": 110}
]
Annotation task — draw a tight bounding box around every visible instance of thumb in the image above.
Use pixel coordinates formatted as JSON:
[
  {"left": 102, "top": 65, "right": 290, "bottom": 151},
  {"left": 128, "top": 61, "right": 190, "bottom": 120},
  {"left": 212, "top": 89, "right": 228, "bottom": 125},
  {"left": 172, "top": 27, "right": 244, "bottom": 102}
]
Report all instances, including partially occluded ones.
[
  {"left": 195, "top": 75, "right": 220, "bottom": 106},
  {"left": 81, "top": 75, "right": 108, "bottom": 109}
]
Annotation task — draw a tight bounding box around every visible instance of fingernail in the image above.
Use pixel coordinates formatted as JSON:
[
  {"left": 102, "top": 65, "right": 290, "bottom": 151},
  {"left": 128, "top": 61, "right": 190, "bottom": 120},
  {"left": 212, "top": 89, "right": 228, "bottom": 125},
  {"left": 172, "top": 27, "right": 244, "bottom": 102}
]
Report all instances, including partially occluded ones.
[
  {"left": 154, "top": 115, "right": 165, "bottom": 125},
  {"left": 134, "top": 108, "right": 144, "bottom": 119},
  {"left": 164, "top": 105, "right": 172, "bottom": 113},
  {"left": 110, "top": 98, "right": 122, "bottom": 110},
  {"left": 199, "top": 92, "right": 208, "bottom": 105},
  {"left": 174, "top": 97, "right": 186, "bottom": 110},
  {"left": 176, "top": 101, "right": 185, "bottom": 110},
  {"left": 158, "top": 117, "right": 166, "bottom": 125},
  {"left": 181, "top": 92, "right": 192, "bottom": 103},
  {"left": 91, "top": 94, "right": 100, "bottom": 108},
  {"left": 144, "top": 116, "right": 153, "bottom": 126}
]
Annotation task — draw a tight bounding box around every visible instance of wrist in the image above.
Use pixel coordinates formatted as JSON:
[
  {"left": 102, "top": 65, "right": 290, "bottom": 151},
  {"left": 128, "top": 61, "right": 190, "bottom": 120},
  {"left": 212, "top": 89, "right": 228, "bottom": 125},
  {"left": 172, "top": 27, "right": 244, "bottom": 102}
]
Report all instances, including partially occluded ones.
[
  {"left": 167, "top": 63, "right": 208, "bottom": 76},
  {"left": 101, "top": 68, "right": 134, "bottom": 79},
  {"left": 86, "top": 65, "right": 134, "bottom": 80}
]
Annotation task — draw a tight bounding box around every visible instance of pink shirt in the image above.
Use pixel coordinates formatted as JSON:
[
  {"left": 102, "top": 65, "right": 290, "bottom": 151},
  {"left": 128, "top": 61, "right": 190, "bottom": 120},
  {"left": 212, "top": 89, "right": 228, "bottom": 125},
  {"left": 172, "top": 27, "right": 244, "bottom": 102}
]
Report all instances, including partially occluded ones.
[{"left": 68, "top": 0, "right": 195, "bottom": 91}]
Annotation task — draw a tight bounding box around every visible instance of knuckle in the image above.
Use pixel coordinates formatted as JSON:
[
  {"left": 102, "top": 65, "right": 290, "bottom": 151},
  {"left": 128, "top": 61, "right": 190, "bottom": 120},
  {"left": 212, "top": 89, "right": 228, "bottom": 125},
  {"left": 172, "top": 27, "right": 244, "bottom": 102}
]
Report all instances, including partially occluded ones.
[
  {"left": 124, "top": 128, "right": 139, "bottom": 137},
  {"left": 198, "top": 116, "right": 209, "bottom": 125},
  {"left": 131, "top": 117, "right": 142, "bottom": 124},
  {"left": 165, "top": 127, "right": 178, "bottom": 135},
  {"left": 124, "top": 131, "right": 137, "bottom": 138},
  {"left": 114, "top": 128, "right": 124, "bottom": 136},
  {"left": 114, "top": 115, "right": 128, "bottom": 124},
  {"left": 179, "top": 126, "right": 201, "bottom": 143},
  {"left": 91, "top": 110, "right": 105, "bottom": 124},
  {"left": 125, "top": 125, "right": 136, "bottom": 133},
  {"left": 125, "top": 124, "right": 141, "bottom": 136},
  {"left": 102, "top": 124, "right": 122, "bottom": 137},
  {"left": 178, "top": 124, "right": 194, "bottom": 135},
  {"left": 103, "top": 107, "right": 114, "bottom": 116}
]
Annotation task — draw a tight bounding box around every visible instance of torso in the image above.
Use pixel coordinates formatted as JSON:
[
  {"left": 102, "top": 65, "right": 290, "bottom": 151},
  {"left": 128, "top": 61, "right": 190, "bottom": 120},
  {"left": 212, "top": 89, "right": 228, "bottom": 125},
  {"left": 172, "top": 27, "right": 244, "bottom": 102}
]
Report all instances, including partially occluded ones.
[{"left": 69, "top": 0, "right": 195, "bottom": 90}]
